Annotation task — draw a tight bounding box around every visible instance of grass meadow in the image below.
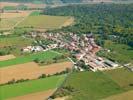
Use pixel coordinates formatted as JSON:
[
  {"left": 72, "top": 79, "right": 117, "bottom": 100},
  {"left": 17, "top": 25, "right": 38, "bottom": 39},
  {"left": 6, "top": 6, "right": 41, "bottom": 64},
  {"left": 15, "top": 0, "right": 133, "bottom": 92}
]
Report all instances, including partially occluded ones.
[
  {"left": 62, "top": 71, "right": 124, "bottom": 100},
  {"left": 58, "top": 68, "right": 133, "bottom": 100},
  {"left": 104, "top": 68, "right": 133, "bottom": 90},
  {"left": 97, "top": 40, "right": 133, "bottom": 64}
]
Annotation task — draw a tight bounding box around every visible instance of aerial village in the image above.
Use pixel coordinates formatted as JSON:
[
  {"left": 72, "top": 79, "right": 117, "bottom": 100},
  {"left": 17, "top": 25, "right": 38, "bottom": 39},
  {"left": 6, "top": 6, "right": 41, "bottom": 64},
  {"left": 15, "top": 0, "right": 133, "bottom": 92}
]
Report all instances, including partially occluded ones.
[{"left": 22, "top": 31, "right": 119, "bottom": 72}]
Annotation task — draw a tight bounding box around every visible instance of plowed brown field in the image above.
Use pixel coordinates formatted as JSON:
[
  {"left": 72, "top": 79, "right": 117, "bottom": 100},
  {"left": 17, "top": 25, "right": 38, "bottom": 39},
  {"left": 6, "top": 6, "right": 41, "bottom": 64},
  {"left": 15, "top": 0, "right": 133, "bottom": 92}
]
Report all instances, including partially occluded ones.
[
  {"left": 0, "top": 55, "right": 16, "bottom": 61},
  {"left": 0, "top": 62, "right": 73, "bottom": 84}
]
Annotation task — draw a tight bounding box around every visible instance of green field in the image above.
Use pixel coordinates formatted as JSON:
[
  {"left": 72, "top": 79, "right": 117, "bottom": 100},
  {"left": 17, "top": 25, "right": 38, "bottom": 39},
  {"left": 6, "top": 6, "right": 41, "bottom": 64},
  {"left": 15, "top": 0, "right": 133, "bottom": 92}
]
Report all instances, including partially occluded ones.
[
  {"left": 0, "top": 36, "right": 34, "bottom": 56},
  {"left": 3, "top": 5, "right": 28, "bottom": 10},
  {"left": 104, "top": 68, "right": 133, "bottom": 90},
  {"left": 57, "top": 71, "right": 124, "bottom": 100},
  {"left": 30, "top": 11, "right": 41, "bottom": 16},
  {"left": 0, "top": 75, "right": 65, "bottom": 100},
  {"left": 0, "top": 36, "right": 33, "bottom": 48},
  {"left": 3, "top": 6, "right": 16, "bottom": 10},
  {"left": 55, "top": 68, "right": 133, "bottom": 100},
  {"left": 97, "top": 40, "right": 133, "bottom": 64},
  {"left": 0, "top": 51, "right": 61, "bottom": 67},
  {"left": 17, "top": 15, "right": 70, "bottom": 29}
]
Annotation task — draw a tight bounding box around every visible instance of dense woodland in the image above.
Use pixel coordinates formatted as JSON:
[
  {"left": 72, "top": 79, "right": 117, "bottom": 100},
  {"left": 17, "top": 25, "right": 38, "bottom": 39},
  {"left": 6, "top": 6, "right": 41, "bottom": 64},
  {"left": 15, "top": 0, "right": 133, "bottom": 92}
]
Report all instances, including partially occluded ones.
[{"left": 44, "top": 4, "right": 133, "bottom": 47}]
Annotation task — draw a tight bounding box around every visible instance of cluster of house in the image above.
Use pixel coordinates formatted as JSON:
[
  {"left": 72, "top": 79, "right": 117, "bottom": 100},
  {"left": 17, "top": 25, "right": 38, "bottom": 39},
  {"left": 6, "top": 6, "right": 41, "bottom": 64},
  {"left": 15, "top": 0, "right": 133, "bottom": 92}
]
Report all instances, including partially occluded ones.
[
  {"left": 81, "top": 55, "right": 119, "bottom": 72},
  {"left": 23, "top": 31, "right": 119, "bottom": 71}
]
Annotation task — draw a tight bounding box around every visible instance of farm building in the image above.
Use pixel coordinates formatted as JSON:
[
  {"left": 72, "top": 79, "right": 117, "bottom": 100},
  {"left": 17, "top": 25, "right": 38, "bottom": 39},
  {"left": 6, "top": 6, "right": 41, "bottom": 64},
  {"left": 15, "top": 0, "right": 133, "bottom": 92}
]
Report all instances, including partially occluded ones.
[
  {"left": 22, "top": 46, "right": 44, "bottom": 52},
  {"left": 104, "top": 60, "right": 118, "bottom": 67}
]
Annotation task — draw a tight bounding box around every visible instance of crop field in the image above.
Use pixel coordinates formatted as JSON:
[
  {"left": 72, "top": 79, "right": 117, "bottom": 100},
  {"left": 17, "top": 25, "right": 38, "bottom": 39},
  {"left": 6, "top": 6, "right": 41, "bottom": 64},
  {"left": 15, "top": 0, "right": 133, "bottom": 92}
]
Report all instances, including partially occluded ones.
[
  {"left": 0, "top": 12, "right": 31, "bottom": 19},
  {"left": 59, "top": 71, "right": 124, "bottom": 100},
  {"left": 29, "top": 11, "right": 41, "bottom": 16},
  {"left": 0, "top": 2, "right": 45, "bottom": 9},
  {"left": 9, "top": 89, "right": 54, "bottom": 100},
  {"left": 56, "top": 68, "right": 133, "bottom": 100},
  {"left": 98, "top": 40, "right": 133, "bottom": 64},
  {"left": 103, "top": 90, "right": 133, "bottom": 100},
  {"left": 0, "top": 55, "right": 16, "bottom": 61},
  {"left": 62, "top": 17, "right": 74, "bottom": 27},
  {"left": 0, "top": 17, "right": 23, "bottom": 30},
  {"left": 17, "top": 15, "right": 73, "bottom": 29},
  {"left": 0, "top": 2, "right": 18, "bottom": 9},
  {"left": 0, "top": 11, "right": 31, "bottom": 30},
  {"left": 0, "top": 51, "right": 61, "bottom": 67},
  {"left": 0, "top": 36, "right": 33, "bottom": 48},
  {"left": 0, "top": 61, "right": 73, "bottom": 84},
  {"left": 104, "top": 68, "right": 133, "bottom": 90},
  {"left": 0, "top": 75, "right": 65, "bottom": 100}
]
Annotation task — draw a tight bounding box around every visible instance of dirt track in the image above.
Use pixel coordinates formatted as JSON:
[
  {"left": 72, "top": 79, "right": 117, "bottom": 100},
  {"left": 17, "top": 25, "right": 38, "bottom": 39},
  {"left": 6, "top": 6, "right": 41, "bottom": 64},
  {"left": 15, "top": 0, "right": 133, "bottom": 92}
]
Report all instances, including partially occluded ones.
[
  {"left": 0, "top": 55, "right": 15, "bottom": 61},
  {"left": 8, "top": 89, "right": 55, "bottom": 100},
  {"left": 0, "top": 62, "right": 73, "bottom": 84}
]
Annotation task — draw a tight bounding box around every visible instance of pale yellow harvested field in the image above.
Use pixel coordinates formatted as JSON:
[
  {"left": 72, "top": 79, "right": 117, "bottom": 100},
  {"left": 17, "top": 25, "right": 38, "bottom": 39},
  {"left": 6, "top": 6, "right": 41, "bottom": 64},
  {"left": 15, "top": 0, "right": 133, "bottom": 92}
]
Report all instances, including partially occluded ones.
[
  {"left": 103, "top": 90, "right": 133, "bottom": 100},
  {"left": 25, "top": 3, "right": 46, "bottom": 8},
  {"left": 0, "top": 62, "right": 73, "bottom": 84},
  {"left": 8, "top": 89, "right": 55, "bottom": 100},
  {"left": 40, "top": 61, "right": 73, "bottom": 75},
  {"left": 0, "top": 11, "right": 31, "bottom": 19},
  {"left": 62, "top": 17, "right": 74, "bottom": 27},
  {"left": 0, "top": 55, "right": 16, "bottom": 61},
  {"left": 0, "top": 2, "right": 45, "bottom": 9}
]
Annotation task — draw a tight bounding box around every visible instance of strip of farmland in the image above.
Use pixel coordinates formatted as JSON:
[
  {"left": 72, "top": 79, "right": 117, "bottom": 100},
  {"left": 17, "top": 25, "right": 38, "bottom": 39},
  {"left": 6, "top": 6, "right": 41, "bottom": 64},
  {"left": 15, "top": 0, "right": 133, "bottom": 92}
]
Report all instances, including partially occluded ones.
[
  {"left": 0, "top": 75, "right": 65, "bottom": 100},
  {"left": 0, "top": 62, "right": 73, "bottom": 84},
  {"left": 0, "top": 55, "right": 16, "bottom": 61},
  {"left": 103, "top": 90, "right": 133, "bottom": 100},
  {"left": 0, "top": 51, "right": 60, "bottom": 67},
  {"left": 8, "top": 89, "right": 55, "bottom": 100},
  {"left": 17, "top": 15, "right": 72, "bottom": 29}
]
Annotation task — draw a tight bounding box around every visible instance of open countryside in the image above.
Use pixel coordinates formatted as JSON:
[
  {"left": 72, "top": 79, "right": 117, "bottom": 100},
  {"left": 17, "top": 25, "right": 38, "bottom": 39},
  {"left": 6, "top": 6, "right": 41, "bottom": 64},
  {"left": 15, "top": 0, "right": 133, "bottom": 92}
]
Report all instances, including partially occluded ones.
[
  {"left": 0, "top": 0, "right": 133, "bottom": 100},
  {"left": 17, "top": 15, "right": 73, "bottom": 30},
  {"left": 0, "top": 51, "right": 60, "bottom": 67},
  {"left": 8, "top": 89, "right": 55, "bottom": 100},
  {"left": 0, "top": 75, "right": 65, "bottom": 100},
  {"left": 0, "top": 55, "right": 16, "bottom": 61},
  {"left": 103, "top": 90, "right": 133, "bottom": 100},
  {"left": 0, "top": 61, "right": 73, "bottom": 84}
]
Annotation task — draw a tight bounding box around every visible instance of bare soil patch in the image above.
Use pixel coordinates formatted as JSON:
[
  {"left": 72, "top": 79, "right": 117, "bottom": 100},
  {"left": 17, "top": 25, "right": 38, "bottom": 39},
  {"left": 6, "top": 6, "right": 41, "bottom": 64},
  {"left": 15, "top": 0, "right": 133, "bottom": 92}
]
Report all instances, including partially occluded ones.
[
  {"left": 0, "top": 55, "right": 15, "bottom": 61},
  {"left": 0, "top": 62, "right": 73, "bottom": 84},
  {"left": 8, "top": 89, "right": 55, "bottom": 100},
  {"left": 62, "top": 17, "right": 74, "bottom": 27}
]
